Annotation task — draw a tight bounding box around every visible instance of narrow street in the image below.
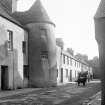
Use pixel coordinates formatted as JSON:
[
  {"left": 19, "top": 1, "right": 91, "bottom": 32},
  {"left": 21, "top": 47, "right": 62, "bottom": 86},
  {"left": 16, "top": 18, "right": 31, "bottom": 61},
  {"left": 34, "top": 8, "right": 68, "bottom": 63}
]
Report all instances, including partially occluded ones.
[{"left": 0, "top": 80, "right": 101, "bottom": 105}]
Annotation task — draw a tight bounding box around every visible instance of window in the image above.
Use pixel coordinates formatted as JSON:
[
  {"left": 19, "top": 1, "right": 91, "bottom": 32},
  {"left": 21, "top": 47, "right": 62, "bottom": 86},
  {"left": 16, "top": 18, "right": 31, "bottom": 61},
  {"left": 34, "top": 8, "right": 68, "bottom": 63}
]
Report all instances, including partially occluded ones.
[
  {"left": 40, "top": 29, "right": 47, "bottom": 40},
  {"left": 7, "top": 30, "right": 13, "bottom": 51},
  {"left": 40, "top": 51, "right": 48, "bottom": 59},
  {"left": 40, "top": 29, "right": 48, "bottom": 60},
  {"left": 79, "top": 63, "right": 81, "bottom": 68},
  {"left": 63, "top": 55, "right": 65, "bottom": 64},
  {"left": 22, "top": 41, "right": 26, "bottom": 54},
  {"left": 66, "top": 69, "right": 68, "bottom": 77},
  {"left": 57, "top": 69, "right": 58, "bottom": 77},
  {"left": 72, "top": 59, "right": 74, "bottom": 66},
  {"left": 70, "top": 58, "right": 72, "bottom": 66},
  {"left": 75, "top": 61, "right": 76, "bottom": 67},
  {"left": 67, "top": 57, "right": 69, "bottom": 65},
  {"left": 40, "top": 29, "right": 47, "bottom": 51}
]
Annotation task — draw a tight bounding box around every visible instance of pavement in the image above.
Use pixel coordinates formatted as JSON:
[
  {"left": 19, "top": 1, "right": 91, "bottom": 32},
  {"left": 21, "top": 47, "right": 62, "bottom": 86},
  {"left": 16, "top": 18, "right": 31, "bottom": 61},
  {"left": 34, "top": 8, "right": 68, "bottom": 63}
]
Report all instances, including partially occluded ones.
[
  {"left": 82, "top": 92, "right": 101, "bottom": 105},
  {"left": 0, "top": 80, "right": 101, "bottom": 105},
  {"left": 82, "top": 80, "right": 101, "bottom": 105},
  {"left": 0, "top": 88, "right": 41, "bottom": 99}
]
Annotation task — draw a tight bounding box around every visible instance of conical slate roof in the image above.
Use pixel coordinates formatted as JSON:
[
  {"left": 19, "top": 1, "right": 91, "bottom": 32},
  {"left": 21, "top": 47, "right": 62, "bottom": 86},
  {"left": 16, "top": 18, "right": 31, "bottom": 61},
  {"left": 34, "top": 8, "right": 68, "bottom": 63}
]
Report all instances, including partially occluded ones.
[
  {"left": 94, "top": 0, "right": 105, "bottom": 19},
  {"left": 12, "top": 0, "right": 55, "bottom": 26}
]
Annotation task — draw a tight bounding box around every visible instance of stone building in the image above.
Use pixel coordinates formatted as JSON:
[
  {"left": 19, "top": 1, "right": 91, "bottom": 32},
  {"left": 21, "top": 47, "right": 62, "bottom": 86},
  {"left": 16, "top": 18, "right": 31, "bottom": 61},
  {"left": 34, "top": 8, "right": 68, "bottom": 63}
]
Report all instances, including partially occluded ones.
[
  {"left": 94, "top": 0, "right": 105, "bottom": 104},
  {"left": 0, "top": 0, "right": 57, "bottom": 90}
]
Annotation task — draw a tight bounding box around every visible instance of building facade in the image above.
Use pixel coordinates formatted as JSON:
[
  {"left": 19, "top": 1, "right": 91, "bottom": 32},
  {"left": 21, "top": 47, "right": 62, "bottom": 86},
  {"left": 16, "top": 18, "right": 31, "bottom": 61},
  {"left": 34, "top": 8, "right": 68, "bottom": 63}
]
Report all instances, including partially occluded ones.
[
  {"left": 0, "top": 0, "right": 57, "bottom": 90},
  {"left": 0, "top": 0, "right": 93, "bottom": 90},
  {"left": 12, "top": 0, "right": 57, "bottom": 88},
  {"left": 0, "top": 15, "right": 28, "bottom": 89},
  {"left": 56, "top": 45, "right": 93, "bottom": 85}
]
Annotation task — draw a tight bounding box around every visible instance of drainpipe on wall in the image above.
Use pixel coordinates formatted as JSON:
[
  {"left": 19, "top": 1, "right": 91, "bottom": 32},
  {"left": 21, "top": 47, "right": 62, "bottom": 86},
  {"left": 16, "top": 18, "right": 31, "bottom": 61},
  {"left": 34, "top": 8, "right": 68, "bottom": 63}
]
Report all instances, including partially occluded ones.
[{"left": 13, "top": 51, "right": 14, "bottom": 90}]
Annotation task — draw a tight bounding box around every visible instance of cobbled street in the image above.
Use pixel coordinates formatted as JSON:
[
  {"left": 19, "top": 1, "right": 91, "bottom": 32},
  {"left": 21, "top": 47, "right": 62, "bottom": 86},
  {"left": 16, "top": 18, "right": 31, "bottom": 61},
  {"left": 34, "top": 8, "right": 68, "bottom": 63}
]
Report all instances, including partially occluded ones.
[{"left": 0, "top": 81, "right": 101, "bottom": 105}]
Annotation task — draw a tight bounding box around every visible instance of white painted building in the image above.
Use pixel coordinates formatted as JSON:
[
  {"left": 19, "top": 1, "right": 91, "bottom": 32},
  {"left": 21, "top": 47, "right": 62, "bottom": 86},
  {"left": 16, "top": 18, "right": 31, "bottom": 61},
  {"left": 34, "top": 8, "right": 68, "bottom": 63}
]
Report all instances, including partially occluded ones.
[
  {"left": 0, "top": 15, "right": 28, "bottom": 89},
  {"left": 56, "top": 45, "right": 93, "bottom": 85}
]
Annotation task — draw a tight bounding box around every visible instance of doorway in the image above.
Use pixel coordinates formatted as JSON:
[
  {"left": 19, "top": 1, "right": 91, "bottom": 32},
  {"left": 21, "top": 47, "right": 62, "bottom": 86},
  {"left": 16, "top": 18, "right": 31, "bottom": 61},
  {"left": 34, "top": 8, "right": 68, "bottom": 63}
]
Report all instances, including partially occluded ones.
[
  {"left": 24, "top": 65, "right": 29, "bottom": 79},
  {"left": 61, "top": 68, "right": 63, "bottom": 83},
  {"left": 70, "top": 70, "right": 72, "bottom": 81},
  {"left": 1, "top": 66, "right": 8, "bottom": 90}
]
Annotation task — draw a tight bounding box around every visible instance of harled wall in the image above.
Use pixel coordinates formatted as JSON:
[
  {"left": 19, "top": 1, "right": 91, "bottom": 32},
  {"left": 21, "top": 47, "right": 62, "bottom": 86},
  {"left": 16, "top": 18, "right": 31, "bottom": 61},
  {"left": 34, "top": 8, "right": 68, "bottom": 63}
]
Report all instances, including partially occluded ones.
[
  {"left": 26, "top": 22, "right": 57, "bottom": 87},
  {"left": 0, "top": 16, "right": 28, "bottom": 89}
]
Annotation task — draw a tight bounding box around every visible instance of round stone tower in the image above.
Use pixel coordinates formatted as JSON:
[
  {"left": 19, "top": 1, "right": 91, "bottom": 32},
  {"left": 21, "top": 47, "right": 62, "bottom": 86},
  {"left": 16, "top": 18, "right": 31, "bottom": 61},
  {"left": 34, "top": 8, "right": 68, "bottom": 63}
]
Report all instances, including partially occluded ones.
[{"left": 12, "top": 0, "right": 57, "bottom": 87}]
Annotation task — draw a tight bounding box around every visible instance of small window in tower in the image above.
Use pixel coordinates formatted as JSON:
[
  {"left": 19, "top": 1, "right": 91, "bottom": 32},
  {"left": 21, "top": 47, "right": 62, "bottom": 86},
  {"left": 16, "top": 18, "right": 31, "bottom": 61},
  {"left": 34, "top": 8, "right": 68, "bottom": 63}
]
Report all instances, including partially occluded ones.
[
  {"left": 40, "top": 51, "right": 48, "bottom": 59},
  {"left": 40, "top": 29, "right": 48, "bottom": 51},
  {"left": 40, "top": 29, "right": 47, "bottom": 42}
]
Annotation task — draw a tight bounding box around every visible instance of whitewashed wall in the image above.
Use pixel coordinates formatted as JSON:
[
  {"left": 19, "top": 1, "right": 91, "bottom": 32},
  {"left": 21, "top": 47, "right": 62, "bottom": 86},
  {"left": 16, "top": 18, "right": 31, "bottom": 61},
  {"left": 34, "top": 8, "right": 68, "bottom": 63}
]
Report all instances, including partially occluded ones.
[
  {"left": 0, "top": 16, "right": 28, "bottom": 89},
  {"left": 56, "top": 46, "right": 89, "bottom": 85}
]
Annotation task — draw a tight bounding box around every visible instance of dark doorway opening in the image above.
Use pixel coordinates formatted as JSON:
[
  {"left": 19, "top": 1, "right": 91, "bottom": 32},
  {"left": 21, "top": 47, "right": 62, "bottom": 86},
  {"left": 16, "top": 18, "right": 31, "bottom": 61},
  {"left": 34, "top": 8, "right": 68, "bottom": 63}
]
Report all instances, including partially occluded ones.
[
  {"left": 24, "top": 65, "right": 29, "bottom": 79},
  {"left": 61, "top": 68, "right": 63, "bottom": 83},
  {"left": 1, "top": 66, "right": 8, "bottom": 90},
  {"left": 23, "top": 65, "right": 29, "bottom": 87},
  {"left": 70, "top": 70, "right": 72, "bottom": 81}
]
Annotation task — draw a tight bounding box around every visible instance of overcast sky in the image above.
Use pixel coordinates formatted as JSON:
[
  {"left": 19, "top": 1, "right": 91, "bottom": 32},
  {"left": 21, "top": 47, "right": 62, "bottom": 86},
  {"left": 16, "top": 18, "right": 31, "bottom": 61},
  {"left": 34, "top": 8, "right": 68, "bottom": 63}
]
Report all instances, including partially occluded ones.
[{"left": 17, "top": 0, "right": 101, "bottom": 59}]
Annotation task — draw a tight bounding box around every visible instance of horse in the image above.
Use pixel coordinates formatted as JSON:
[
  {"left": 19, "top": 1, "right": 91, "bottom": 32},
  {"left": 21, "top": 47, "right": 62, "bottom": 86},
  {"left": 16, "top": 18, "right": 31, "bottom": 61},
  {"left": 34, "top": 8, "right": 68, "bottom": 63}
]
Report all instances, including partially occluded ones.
[{"left": 76, "top": 71, "right": 88, "bottom": 86}]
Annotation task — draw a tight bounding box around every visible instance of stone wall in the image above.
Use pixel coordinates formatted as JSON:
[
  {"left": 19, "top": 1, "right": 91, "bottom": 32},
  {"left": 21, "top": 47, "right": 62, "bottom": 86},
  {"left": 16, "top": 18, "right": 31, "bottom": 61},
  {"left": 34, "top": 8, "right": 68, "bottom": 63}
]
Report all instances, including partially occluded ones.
[{"left": 26, "top": 22, "right": 57, "bottom": 87}]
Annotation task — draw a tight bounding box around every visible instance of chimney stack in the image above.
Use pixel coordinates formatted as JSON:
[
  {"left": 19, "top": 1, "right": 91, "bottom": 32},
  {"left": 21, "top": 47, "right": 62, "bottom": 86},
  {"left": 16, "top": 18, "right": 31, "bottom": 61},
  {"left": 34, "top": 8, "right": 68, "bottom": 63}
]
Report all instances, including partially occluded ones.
[{"left": 12, "top": 0, "right": 18, "bottom": 13}]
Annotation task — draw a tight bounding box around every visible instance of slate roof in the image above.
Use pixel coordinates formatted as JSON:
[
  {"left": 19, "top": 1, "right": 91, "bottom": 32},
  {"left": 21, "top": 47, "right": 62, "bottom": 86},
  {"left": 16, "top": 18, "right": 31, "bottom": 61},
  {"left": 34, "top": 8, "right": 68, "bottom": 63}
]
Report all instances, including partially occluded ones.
[
  {"left": 12, "top": 0, "right": 55, "bottom": 26},
  {"left": 0, "top": 0, "right": 12, "bottom": 13},
  {"left": 94, "top": 0, "right": 105, "bottom": 19},
  {"left": 0, "top": 0, "right": 55, "bottom": 28},
  {"left": 0, "top": 0, "right": 22, "bottom": 27}
]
